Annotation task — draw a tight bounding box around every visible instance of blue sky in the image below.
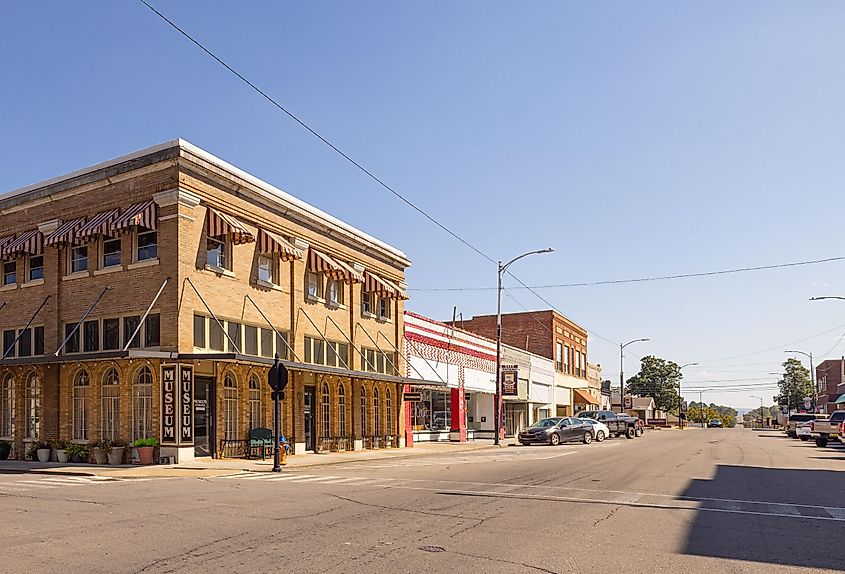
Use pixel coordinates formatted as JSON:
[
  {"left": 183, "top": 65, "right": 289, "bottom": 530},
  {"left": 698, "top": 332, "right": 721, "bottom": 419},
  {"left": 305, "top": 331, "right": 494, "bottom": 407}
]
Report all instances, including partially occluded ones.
[{"left": 2, "top": 1, "right": 845, "bottom": 408}]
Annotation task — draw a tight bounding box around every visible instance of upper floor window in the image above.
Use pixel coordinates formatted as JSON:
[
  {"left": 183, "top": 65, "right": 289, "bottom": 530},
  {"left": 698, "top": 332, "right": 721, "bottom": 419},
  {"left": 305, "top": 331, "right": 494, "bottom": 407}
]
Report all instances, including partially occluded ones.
[
  {"left": 327, "top": 278, "right": 343, "bottom": 306},
  {"left": 306, "top": 271, "right": 322, "bottom": 299},
  {"left": 136, "top": 228, "right": 157, "bottom": 262},
  {"left": 556, "top": 341, "right": 563, "bottom": 371},
  {"left": 28, "top": 255, "right": 43, "bottom": 281},
  {"left": 257, "top": 254, "right": 277, "bottom": 284},
  {"left": 206, "top": 234, "right": 230, "bottom": 270},
  {"left": 304, "top": 336, "right": 348, "bottom": 368},
  {"left": 361, "top": 289, "right": 373, "bottom": 315},
  {"left": 102, "top": 235, "right": 121, "bottom": 268},
  {"left": 2, "top": 261, "right": 15, "bottom": 286},
  {"left": 378, "top": 296, "right": 391, "bottom": 320},
  {"left": 70, "top": 245, "right": 88, "bottom": 274}
]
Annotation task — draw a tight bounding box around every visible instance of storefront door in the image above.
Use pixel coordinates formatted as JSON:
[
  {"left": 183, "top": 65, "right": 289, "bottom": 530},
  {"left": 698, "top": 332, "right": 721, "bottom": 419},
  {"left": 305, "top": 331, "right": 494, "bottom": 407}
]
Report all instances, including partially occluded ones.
[
  {"left": 304, "top": 386, "right": 316, "bottom": 452},
  {"left": 194, "top": 377, "right": 215, "bottom": 457}
]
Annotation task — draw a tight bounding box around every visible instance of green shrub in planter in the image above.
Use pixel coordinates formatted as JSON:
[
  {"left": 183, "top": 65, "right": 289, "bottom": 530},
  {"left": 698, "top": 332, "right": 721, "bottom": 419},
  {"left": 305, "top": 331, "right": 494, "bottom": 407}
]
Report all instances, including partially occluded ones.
[{"left": 64, "top": 442, "right": 90, "bottom": 463}]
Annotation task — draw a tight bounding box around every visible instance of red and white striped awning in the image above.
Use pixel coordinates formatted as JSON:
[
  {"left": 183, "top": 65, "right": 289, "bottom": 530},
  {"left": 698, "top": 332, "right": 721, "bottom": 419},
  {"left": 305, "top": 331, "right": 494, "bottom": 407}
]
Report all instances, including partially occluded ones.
[
  {"left": 0, "top": 235, "right": 13, "bottom": 256},
  {"left": 77, "top": 208, "right": 120, "bottom": 240},
  {"left": 308, "top": 248, "right": 363, "bottom": 283},
  {"left": 206, "top": 207, "right": 254, "bottom": 245},
  {"left": 112, "top": 200, "right": 157, "bottom": 232},
  {"left": 45, "top": 218, "right": 86, "bottom": 247},
  {"left": 364, "top": 271, "right": 409, "bottom": 300},
  {"left": 258, "top": 229, "right": 303, "bottom": 261},
  {"left": 3, "top": 229, "right": 43, "bottom": 257}
]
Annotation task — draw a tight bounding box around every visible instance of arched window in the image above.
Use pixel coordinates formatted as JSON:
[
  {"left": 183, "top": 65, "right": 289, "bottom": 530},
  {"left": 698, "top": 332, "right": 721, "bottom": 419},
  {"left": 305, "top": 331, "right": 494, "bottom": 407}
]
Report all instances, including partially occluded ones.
[
  {"left": 101, "top": 367, "right": 120, "bottom": 441},
  {"left": 338, "top": 383, "right": 347, "bottom": 436},
  {"left": 223, "top": 372, "right": 238, "bottom": 440},
  {"left": 73, "top": 370, "right": 90, "bottom": 441},
  {"left": 360, "top": 386, "right": 367, "bottom": 437},
  {"left": 386, "top": 387, "right": 393, "bottom": 436},
  {"left": 1, "top": 373, "right": 14, "bottom": 438},
  {"left": 373, "top": 386, "right": 381, "bottom": 435},
  {"left": 321, "top": 383, "right": 330, "bottom": 438},
  {"left": 248, "top": 375, "right": 261, "bottom": 429},
  {"left": 25, "top": 373, "right": 41, "bottom": 439},
  {"left": 132, "top": 366, "right": 153, "bottom": 441}
]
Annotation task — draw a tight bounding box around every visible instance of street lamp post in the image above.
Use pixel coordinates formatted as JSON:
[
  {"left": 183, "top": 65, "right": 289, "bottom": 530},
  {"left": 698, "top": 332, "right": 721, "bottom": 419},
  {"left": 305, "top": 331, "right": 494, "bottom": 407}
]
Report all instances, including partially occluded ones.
[
  {"left": 678, "top": 362, "right": 698, "bottom": 429},
  {"left": 495, "top": 248, "right": 554, "bottom": 446},
  {"left": 751, "top": 395, "right": 764, "bottom": 428},
  {"left": 784, "top": 350, "right": 815, "bottom": 412},
  {"left": 618, "top": 338, "right": 650, "bottom": 413}
]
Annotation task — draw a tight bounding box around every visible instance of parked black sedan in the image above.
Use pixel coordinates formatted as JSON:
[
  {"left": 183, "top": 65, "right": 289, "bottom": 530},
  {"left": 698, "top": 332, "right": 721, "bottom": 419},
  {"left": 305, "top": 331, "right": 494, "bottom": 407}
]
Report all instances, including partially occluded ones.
[{"left": 518, "top": 417, "right": 594, "bottom": 446}]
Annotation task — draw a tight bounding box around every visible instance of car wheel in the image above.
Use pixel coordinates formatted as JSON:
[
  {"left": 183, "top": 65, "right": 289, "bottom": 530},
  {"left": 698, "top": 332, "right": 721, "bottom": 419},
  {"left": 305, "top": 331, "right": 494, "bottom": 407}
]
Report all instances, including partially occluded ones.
[
  {"left": 519, "top": 441, "right": 529, "bottom": 446},
  {"left": 626, "top": 427, "right": 636, "bottom": 439},
  {"left": 815, "top": 438, "right": 828, "bottom": 448},
  {"left": 635, "top": 428, "right": 644, "bottom": 437},
  {"left": 596, "top": 430, "right": 605, "bottom": 442},
  {"left": 582, "top": 431, "right": 592, "bottom": 444},
  {"left": 788, "top": 432, "right": 797, "bottom": 439},
  {"left": 799, "top": 436, "right": 809, "bottom": 441},
  {"left": 550, "top": 433, "right": 560, "bottom": 446}
]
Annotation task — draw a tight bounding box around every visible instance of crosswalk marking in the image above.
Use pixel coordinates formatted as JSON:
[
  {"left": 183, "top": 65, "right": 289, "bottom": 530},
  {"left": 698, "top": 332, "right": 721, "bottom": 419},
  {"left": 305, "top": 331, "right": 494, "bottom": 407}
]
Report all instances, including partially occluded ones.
[{"left": 0, "top": 474, "right": 145, "bottom": 493}]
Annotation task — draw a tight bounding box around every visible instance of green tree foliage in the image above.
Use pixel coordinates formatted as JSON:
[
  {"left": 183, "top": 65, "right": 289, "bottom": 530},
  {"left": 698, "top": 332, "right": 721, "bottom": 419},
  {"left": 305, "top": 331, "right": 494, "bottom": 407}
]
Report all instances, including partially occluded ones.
[
  {"left": 686, "top": 402, "right": 737, "bottom": 427},
  {"left": 774, "top": 358, "right": 813, "bottom": 411},
  {"left": 626, "top": 355, "right": 682, "bottom": 413},
  {"left": 745, "top": 405, "right": 781, "bottom": 424}
]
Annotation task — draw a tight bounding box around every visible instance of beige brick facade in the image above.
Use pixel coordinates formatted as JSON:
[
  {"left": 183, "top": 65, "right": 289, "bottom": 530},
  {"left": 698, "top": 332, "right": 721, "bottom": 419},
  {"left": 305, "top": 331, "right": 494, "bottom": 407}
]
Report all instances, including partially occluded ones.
[{"left": 0, "top": 140, "right": 410, "bottom": 461}]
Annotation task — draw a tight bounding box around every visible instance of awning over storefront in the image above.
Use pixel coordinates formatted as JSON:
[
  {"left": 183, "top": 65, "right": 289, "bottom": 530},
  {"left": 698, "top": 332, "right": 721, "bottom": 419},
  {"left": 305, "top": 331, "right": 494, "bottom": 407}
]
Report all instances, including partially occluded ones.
[
  {"left": 45, "top": 218, "right": 86, "bottom": 246},
  {"left": 77, "top": 208, "right": 120, "bottom": 240},
  {"left": 308, "top": 248, "right": 363, "bottom": 283},
  {"left": 573, "top": 388, "right": 598, "bottom": 405},
  {"left": 112, "top": 200, "right": 157, "bottom": 231},
  {"left": 206, "top": 207, "right": 254, "bottom": 244},
  {"left": 0, "top": 235, "right": 13, "bottom": 255},
  {"left": 258, "top": 229, "right": 303, "bottom": 261},
  {"left": 365, "top": 271, "right": 409, "bottom": 300},
  {"left": 3, "top": 229, "right": 43, "bottom": 257}
]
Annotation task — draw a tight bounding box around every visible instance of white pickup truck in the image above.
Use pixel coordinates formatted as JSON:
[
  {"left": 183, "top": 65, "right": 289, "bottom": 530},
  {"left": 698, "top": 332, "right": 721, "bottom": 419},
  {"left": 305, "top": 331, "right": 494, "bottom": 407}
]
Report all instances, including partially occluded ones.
[{"left": 809, "top": 410, "right": 845, "bottom": 447}]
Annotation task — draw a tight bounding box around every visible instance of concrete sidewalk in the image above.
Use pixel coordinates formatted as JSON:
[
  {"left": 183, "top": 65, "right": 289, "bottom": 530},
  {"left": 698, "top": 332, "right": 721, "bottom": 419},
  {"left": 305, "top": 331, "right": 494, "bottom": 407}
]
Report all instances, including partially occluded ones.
[{"left": 0, "top": 440, "right": 500, "bottom": 478}]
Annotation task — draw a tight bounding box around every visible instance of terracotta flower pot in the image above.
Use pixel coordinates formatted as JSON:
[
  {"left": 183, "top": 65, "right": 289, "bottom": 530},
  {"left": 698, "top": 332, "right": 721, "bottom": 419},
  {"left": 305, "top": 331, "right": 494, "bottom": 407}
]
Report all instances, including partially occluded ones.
[{"left": 137, "top": 446, "right": 154, "bottom": 465}]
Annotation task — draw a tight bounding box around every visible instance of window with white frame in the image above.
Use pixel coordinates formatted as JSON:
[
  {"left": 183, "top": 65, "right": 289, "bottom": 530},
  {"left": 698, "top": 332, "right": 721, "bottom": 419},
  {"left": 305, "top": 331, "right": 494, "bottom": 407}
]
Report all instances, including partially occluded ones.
[
  {"left": 257, "top": 254, "right": 277, "bottom": 284},
  {"left": 24, "top": 373, "right": 40, "bottom": 440},
  {"left": 70, "top": 244, "right": 88, "bottom": 274},
  {"left": 327, "top": 278, "right": 343, "bottom": 305},
  {"left": 101, "top": 368, "right": 120, "bottom": 441},
  {"left": 373, "top": 386, "right": 381, "bottom": 435},
  {"left": 386, "top": 387, "right": 393, "bottom": 435},
  {"left": 338, "top": 383, "right": 348, "bottom": 436},
  {"left": 1, "top": 373, "right": 14, "bottom": 438},
  {"left": 244, "top": 325, "right": 258, "bottom": 356},
  {"left": 72, "top": 370, "right": 89, "bottom": 441},
  {"left": 136, "top": 228, "right": 157, "bottom": 262},
  {"left": 223, "top": 373, "right": 238, "bottom": 440},
  {"left": 321, "top": 383, "right": 330, "bottom": 438},
  {"left": 249, "top": 376, "right": 261, "bottom": 429},
  {"left": 363, "top": 348, "right": 395, "bottom": 375},
  {"left": 360, "top": 386, "right": 368, "bottom": 436},
  {"left": 28, "top": 254, "right": 43, "bottom": 281},
  {"left": 378, "top": 296, "right": 390, "bottom": 320},
  {"left": 206, "top": 234, "right": 229, "bottom": 270},
  {"left": 132, "top": 367, "right": 153, "bottom": 441},
  {"left": 101, "top": 235, "right": 121, "bottom": 268},
  {"left": 361, "top": 289, "right": 373, "bottom": 315},
  {"left": 304, "top": 337, "right": 348, "bottom": 368},
  {"left": 306, "top": 271, "right": 322, "bottom": 299},
  {"left": 2, "top": 260, "right": 15, "bottom": 286}
]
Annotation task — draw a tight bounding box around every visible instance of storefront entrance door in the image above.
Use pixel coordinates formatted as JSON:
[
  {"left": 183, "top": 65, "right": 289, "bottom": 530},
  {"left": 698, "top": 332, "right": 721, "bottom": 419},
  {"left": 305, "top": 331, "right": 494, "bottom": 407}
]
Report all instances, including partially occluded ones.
[
  {"left": 304, "top": 386, "right": 316, "bottom": 452},
  {"left": 194, "top": 377, "right": 215, "bottom": 457}
]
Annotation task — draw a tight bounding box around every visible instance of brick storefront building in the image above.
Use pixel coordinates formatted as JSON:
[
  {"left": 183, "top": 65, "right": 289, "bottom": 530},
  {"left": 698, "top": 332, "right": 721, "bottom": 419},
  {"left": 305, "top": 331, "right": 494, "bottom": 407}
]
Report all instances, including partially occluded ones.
[
  {"left": 0, "top": 140, "right": 410, "bottom": 462},
  {"left": 450, "top": 310, "right": 591, "bottom": 416},
  {"left": 815, "top": 359, "right": 844, "bottom": 414}
]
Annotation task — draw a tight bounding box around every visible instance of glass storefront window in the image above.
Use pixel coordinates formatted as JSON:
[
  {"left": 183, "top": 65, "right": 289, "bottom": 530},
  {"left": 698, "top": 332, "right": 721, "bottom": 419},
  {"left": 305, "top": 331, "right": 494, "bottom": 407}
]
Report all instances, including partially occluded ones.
[{"left": 412, "top": 389, "right": 451, "bottom": 431}]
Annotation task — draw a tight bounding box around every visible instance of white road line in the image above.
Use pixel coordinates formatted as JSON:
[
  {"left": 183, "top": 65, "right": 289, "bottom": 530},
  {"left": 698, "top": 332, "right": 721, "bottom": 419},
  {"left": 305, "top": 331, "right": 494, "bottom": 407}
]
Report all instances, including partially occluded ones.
[
  {"left": 537, "top": 452, "right": 577, "bottom": 460},
  {"left": 14, "top": 481, "right": 59, "bottom": 488},
  {"left": 292, "top": 476, "right": 343, "bottom": 483},
  {"left": 825, "top": 507, "right": 845, "bottom": 519},
  {"left": 35, "top": 478, "right": 88, "bottom": 485},
  {"left": 773, "top": 504, "right": 800, "bottom": 516},
  {"left": 266, "top": 474, "right": 308, "bottom": 482}
]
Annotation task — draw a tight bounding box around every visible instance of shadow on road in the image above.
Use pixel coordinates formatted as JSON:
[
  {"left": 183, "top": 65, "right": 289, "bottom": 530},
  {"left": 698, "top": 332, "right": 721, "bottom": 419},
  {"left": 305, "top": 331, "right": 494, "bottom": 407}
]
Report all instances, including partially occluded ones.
[{"left": 680, "top": 465, "right": 844, "bottom": 570}]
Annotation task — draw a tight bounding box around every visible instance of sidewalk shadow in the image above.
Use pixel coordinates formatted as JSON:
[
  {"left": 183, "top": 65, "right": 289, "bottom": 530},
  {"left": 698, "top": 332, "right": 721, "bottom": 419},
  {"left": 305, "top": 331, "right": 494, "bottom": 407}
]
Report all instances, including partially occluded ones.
[{"left": 680, "top": 465, "right": 844, "bottom": 570}]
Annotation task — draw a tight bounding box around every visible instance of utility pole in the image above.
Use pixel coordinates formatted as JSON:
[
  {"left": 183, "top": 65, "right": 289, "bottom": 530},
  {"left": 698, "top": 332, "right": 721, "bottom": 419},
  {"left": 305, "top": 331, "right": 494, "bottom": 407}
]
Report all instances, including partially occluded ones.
[
  {"left": 619, "top": 339, "right": 649, "bottom": 413},
  {"left": 699, "top": 389, "right": 704, "bottom": 428},
  {"left": 678, "top": 363, "right": 698, "bottom": 429}
]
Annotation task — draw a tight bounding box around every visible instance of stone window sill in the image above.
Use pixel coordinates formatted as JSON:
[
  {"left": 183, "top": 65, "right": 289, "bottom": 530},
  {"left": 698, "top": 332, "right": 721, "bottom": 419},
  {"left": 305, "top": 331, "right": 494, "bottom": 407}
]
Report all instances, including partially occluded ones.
[
  {"left": 306, "top": 294, "right": 325, "bottom": 304},
  {"left": 21, "top": 278, "right": 45, "bottom": 289},
  {"left": 128, "top": 258, "right": 160, "bottom": 271},
  {"left": 62, "top": 271, "right": 89, "bottom": 282},
  {"left": 362, "top": 310, "right": 377, "bottom": 319},
  {"left": 0, "top": 283, "right": 17, "bottom": 292},
  {"left": 94, "top": 265, "right": 124, "bottom": 276},
  {"left": 256, "top": 279, "right": 284, "bottom": 292},
  {"left": 376, "top": 315, "right": 393, "bottom": 324},
  {"left": 326, "top": 301, "right": 347, "bottom": 310},
  {"left": 204, "top": 264, "right": 236, "bottom": 278}
]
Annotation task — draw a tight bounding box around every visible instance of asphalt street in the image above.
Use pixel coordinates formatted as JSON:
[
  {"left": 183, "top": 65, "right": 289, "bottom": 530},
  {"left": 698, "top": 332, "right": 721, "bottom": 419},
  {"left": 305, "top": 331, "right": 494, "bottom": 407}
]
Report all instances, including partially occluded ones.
[{"left": 1, "top": 427, "right": 843, "bottom": 573}]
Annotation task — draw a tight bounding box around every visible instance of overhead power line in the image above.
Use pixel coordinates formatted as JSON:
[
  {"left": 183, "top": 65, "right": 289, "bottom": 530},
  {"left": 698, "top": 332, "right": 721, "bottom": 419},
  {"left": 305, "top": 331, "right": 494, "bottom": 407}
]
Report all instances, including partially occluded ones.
[
  {"left": 409, "top": 255, "right": 845, "bottom": 292},
  {"left": 699, "top": 322, "right": 845, "bottom": 363}
]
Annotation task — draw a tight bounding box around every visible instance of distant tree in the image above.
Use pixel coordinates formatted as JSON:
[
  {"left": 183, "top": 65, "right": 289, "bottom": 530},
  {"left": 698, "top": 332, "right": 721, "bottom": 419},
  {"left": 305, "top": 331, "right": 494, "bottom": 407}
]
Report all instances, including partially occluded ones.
[
  {"left": 774, "top": 358, "right": 813, "bottom": 411},
  {"left": 626, "top": 355, "right": 682, "bottom": 413},
  {"left": 686, "top": 402, "right": 736, "bottom": 427}
]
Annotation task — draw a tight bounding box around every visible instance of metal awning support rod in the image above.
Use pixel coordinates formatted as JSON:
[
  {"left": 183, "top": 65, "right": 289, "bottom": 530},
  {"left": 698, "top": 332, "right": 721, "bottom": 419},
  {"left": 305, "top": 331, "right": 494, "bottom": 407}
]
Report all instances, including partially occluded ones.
[
  {"left": 3, "top": 296, "right": 51, "bottom": 360},
  {"left": 123, "top": 277, "right": 170, "bottom": 352},
  {"left": 244, "top": 294, "right": 301, "bottom": 362},
  {"left": 355, "top": 324, "right": 398, "bottom": 376},
  {"left": 297, "top": 308, "right": 349, "bottom": 370},
  {"left": 184, "top": 277, "right": 241, "bottom": 354},
  {"left": 56, "top": 287, "right": 111, "bottom": 356},
  {"left": 324, "top": 315, "right": 377, "bottom": 372},
  {"left": 0, "top": 302, "right": 6, "bottom": 315},
  {"left": 377, "top": 330, "right": 448, "bottom": 386}
]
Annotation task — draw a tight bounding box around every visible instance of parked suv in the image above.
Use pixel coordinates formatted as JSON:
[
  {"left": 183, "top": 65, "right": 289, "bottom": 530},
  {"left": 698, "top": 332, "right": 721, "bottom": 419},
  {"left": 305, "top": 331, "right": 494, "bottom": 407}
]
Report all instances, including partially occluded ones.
[
  {"left": 577, "top": 410, "right": 642, "bottom": 439},
  {"left": 785, "top": 413, "right": 827, "bottom": 439},
  {"left": 809, "top": 411, "right": 845, "bottom": 447}
]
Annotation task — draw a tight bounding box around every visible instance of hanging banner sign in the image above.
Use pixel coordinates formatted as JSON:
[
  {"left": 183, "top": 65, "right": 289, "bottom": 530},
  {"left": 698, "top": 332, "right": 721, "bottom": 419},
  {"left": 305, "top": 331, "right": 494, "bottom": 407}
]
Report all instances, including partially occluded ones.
[
  {"left": 160, "top": 364, "right": 178, "bottom": 445},
  {"left": 160, "top": 364, "right": 195, "bottom": 446},
  {"left": 180, "top": 365, "right": 194, "bottom": 445},
  {"left": 501, "top": 364, "right": 519, "bottom": 396}
]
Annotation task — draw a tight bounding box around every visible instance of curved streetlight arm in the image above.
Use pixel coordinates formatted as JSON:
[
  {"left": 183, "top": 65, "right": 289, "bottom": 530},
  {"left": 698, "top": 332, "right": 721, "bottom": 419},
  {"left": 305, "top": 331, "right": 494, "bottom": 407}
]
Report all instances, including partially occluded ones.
[
  {"left": 500, "top": 248, "right": 555, "bottom": 274},
  {"left": 622, "top": 338, "right": 650, "bottom": 350},
  {"left": 810, "top": 296, "right": 845, "bottom": 301}
]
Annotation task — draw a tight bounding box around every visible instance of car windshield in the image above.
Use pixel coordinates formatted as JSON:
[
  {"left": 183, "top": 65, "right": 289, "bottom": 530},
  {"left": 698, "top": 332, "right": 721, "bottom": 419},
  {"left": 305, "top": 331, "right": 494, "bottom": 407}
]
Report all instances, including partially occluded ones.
[
  {"left": 530, "top": 418, "right": 561, "bottom": 428},
  {"left": 580, "top": 418, "right": 596, "bottom": 424},
  {"left": 577, "top": 412, "right": 598, "bottom": 419}
]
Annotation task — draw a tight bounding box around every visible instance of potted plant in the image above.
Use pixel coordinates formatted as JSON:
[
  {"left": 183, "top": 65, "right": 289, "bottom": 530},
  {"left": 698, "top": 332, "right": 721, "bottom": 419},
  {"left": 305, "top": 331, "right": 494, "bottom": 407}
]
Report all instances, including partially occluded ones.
[
  {"left": 27, "top": 441, "right": 51, "bottom": 463},
  {"left": 103, "top": 440, "right": 125, "bottom": 465},
  {"left": 65, "top": 442, "right": 89, "bottom": 463},
  {"left": 132, "top": 438, "right": 158, "bottom": 465},
  {"left": 51, "top": 440, "right": 68, "bottom": 463},
  {"left": 0, "top": 440, "right": 11, "bottom": 460},
  {"left": 93, "top": 440, "right": 109, "bottom": 465}
]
